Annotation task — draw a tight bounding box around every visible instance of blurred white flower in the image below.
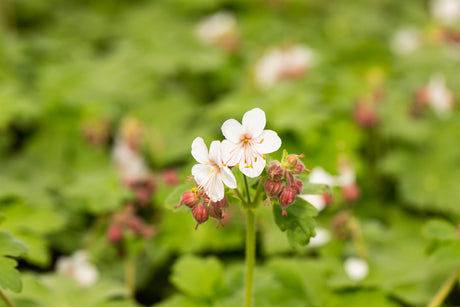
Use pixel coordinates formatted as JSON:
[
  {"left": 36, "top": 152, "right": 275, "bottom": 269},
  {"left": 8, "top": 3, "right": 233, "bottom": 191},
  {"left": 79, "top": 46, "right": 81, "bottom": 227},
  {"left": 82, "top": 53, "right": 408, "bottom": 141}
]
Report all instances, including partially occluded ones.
[
  {"left": 56, "top": 251, "right": 99, "bottom": 287},
  {"left": 309, "top": 227, "right": 331, "bottom": 247},
  {"left": 254, "top": 45, "right": 314, "bottom": 89},
  {"left": 427, "top": 74, "right": 454, "bottom": 116},
  {"left": 344, "top": 257, "right": 369, "bottom": 281},
  {"left": 112, "top": 137, "right": 149, "bottom": 184},
  {"left": 196, "top": 11, "right": 237, "bottom": 47},
  {"left": 391, "top": 27, "right": 421, "bottom": 55},
  {"left": 309, "top": 167, "right": 337, "bottom": 186},
  {"left": 431, "top": 0, "right": 460, "bottom": 26},
  {"left": 299, "top": 194, "right": 326, "bottom": 211}
]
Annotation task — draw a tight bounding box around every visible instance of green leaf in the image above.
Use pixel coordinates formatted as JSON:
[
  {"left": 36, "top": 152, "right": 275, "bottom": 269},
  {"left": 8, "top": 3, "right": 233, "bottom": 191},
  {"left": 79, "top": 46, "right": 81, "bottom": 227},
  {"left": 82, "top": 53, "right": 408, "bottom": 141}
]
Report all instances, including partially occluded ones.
[
  {"left": 170, "top": 255, "right": 225, "bottom": 300},
  {"left": 0, "top": 257, "right": 22, "bottom": 293},
  {"left": 422, "top": 219, "right": 459, "bottom": 242},
  {"left": 0, "top": 231, "right": 28, "bottom": 257},
  {"left": 273, "top": 196, "right": 318, "bottom": 247},
  {"left": 0, "top": 231, "right": 27, "bottom": 292}
]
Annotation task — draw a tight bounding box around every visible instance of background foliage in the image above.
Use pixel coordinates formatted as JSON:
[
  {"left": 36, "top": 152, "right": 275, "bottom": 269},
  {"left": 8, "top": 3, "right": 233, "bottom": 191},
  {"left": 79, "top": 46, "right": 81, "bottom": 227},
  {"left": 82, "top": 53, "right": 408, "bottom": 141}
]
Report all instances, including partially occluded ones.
[{"left": 1, "top": 0, "right": 459, "bottom": 306}]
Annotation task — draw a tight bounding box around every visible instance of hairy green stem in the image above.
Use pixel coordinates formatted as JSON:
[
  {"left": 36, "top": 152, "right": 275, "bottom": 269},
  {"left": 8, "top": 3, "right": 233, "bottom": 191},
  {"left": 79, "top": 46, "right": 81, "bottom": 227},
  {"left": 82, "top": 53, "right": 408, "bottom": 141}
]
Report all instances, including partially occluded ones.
[
  {"left": 243, "top": 176, "right": 252, "bottom": 204},
  {"left": 0, "top": 288, "right": 16, "bottom": 307},
  {"left": 427, "top": 266, "right": 460, "bottom": 307},
  {"left": 245, "top": 209, "right": 256, "bottom": 307},
  {"left": 235, "top": 188, "right": 246, "bottom": 206}
]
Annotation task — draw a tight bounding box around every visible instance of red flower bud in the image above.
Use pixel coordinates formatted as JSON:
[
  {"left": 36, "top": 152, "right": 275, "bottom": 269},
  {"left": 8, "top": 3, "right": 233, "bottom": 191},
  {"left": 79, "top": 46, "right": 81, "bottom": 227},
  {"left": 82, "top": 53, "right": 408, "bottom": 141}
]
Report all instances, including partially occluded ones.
[
  {"left": 268, "top": 162, "right": 284, "bottom": 181},
  {"left": 292, "top": 179, "right": 303, "bottom": 194},
  {"left": 341, "top": 183, "right": 360, "bottom": 203},
  {"left": 192, "top": 203, "right": 209, "bottom": 229},
  {"left": 286, "top": 154, "right": 298, "bottom": 166},
  {"left": 175, "top": 190, "right": 200, "bottom": 209},
  {"left": 208, "top": 203, "right": 223, "bottom": 220},
  {"left": 212, "top": 197, "right": 228, "bottom": 210},
  {"left": 278, "top": 186, "right": 296, "bottom": 216},
  {"left": 292, "top": 160, "right": 306, "bottom": 174},
  {"left": 265, "top": 178, "right": 284, "bottom": 197},
  {"left": 107, "top": 224, "right": 123, "bottom": 243}
]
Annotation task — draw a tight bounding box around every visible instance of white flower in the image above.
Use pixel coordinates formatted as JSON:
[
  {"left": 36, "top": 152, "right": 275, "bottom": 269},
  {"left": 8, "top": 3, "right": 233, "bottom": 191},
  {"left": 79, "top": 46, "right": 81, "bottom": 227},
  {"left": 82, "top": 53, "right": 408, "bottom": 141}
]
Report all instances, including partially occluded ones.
[
  {"left": 391, "top": 27, "right": 421, "bottom": 55},
  {"left": 309, "top": 227, "right": 331, "bottom": 247},
  {"left": 56, "top": 251, "right": 99, "bottom": 287},
  {"left": 221, "top": 108, "right": 282, "bottom": 178},
  {"left": 191, "top": 137, "right": 237, "bottom": 202},
  {"left": 196, "top": 11, "right": 237, "bottom": 45},
  {"left": 431, "top": 0, "right": 460, "bottom": 26},
  {"left": 299, "top": 167, "right": 336, "bottom": 211},
  {"left": 344, "top": 257, "right": 369, "bottom": 281},
  {"left": 299, "top": 194, "right": 326, "bottom": 212},
  {"left": 427, "top": 74, "right": 454, "bottom": 116},
  {"left": 254, "top": 45, "right": 314, "bottom": 89},
  {"left": 112, "top": 137, "right": 149, "bottom": 183}
]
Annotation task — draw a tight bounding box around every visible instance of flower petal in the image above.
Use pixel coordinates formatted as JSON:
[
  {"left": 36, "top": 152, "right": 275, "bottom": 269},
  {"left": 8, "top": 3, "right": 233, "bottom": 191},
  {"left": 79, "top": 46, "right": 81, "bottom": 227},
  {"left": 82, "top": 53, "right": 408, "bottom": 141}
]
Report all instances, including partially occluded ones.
[
  {"left": 191, "top": 164, "right": 211, "bottom": 185},
  {"left": 221, "top": 119, "right": 244, "bottom": 143},
  {"left": 221, "top": 140, "right": 242, "bottom": 166},
  {"left": 242, "top": 108, "right": 266, "bottom": 138},
  {"left": 239, "top": 157, "right": 266, "bottom": 178},
  {"left": 220, "top": 167, "right": 237, "bottom": 188},
  {"left": 209, "top": 179, "right": 225, "bottom": 202},
  {"left": 208, "top": 140, "right": 221, "bottom": 163},
  {"left": 191, "top": 137, "right": 209, "bottom": 164},
  {"left": 254, "top": 130, "right": 281, "bottom": 154}
]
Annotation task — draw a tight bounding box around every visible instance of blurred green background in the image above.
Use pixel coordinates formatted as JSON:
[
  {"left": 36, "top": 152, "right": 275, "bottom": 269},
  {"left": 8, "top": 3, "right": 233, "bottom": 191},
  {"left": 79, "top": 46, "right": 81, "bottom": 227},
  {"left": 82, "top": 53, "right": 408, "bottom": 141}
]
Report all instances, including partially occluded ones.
[{"left": 1, "top": 0, "right": 460, "bottom": 306}]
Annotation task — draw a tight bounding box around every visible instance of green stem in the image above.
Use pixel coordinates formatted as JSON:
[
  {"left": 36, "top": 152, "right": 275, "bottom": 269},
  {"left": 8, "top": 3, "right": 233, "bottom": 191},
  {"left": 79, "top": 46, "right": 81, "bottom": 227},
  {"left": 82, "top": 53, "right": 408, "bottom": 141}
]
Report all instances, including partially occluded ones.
[
  {"left": 125, "top": 258, "right": 136, "bottom": 299},
  {"left": 0, "top": 288, "right": 16, "bottom": 307},
  {"left": 244, "top": 175, "right": 252, "bottom": 204},
  {"left": 245, "top": 209, "right": 256, "bottom": 307},
  {"left": 235, "top": 188, "right": 247, "bottom": 206},
  {"left": 427, "top": 266, "right": 460, "bottom": 307},
  {"left": 251, "top": 176, "right": 266, "bottom": 207}
]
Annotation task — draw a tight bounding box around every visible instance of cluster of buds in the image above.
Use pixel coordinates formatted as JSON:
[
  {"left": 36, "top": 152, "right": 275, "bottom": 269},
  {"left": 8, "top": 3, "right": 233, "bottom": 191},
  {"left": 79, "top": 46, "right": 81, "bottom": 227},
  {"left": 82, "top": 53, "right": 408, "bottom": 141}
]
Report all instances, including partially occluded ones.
[
  {"left": 175, "top": 187, "right": 228, "bottom": 229},
  {"left": 107, "top": 204, "right": 155, "bottom": 243},
  {"left": 264, "top": 153, "right": 310, "bottom": 216}
]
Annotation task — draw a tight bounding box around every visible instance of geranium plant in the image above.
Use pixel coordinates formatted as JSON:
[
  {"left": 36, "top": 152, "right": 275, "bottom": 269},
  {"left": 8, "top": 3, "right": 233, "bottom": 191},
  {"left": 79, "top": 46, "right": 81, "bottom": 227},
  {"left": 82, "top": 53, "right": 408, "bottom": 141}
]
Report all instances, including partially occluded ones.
[{"left": 172, "top": 108, "right": 326, "bottom": 307}]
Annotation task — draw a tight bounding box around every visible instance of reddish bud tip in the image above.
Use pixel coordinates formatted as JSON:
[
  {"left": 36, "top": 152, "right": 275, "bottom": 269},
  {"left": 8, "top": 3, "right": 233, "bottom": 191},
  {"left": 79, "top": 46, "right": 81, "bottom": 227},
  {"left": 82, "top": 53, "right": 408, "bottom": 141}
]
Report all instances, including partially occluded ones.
[
  {"left": 209, "top": 203, "right": 223, "bottom": 220},
  {"left": 286, "top": 154, "right": 298, "bottom": 166},
  {"left": 265, "top": 179, "right": 284, "bottom": 197},
  {"left": 192, "top": 203, "right": 209, "bottom": 228},
  {"left": 278, "top": 186, "right": 296, "bottom": 213},
  {"left": 292, "top": 179, "right": 303, "bottom": 194},
  {"left": 342, "top": 183, "right": 360, "bottom": 203},
  {"left": 268, "top": 162, "right": 284, "bottom": 181},
  {"left": 178, "top": 190, "right": 200, "bottom": 209},
  {"left": 107, "top": 224, "right": 123, "bottom": 243}
]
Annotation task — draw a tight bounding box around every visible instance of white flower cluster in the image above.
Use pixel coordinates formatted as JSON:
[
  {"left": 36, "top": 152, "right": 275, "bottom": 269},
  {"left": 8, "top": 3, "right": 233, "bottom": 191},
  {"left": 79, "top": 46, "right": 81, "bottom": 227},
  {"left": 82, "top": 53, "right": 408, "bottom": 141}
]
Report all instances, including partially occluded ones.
[
  {"left": 56, "top": 250, "right": 99, "bottom": 287},
  {"left": 191, "top": 108, "right": 281, "bottom": 201},
  {"left": 254, "top": 45, "right": 314, "bottom": 89}
]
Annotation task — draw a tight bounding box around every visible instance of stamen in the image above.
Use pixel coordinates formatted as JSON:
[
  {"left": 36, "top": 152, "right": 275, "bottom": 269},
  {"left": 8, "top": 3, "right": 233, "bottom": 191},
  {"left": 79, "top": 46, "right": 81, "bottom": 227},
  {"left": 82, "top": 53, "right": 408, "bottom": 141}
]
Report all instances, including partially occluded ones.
[
  {"left": 236, "top": 164, "right": 239, "bottom": 168},
  {"left": 255, "top": 157, "right": 258, "bottom": 162},
  {"left": 259, "top": 139, "right": 264, "bottom": 144},
  {"left": 222, "top": 163, "right": 226, "bottom": 166},
  {"left": 263, "top": 154, "right": 266, "bottom": 160}
]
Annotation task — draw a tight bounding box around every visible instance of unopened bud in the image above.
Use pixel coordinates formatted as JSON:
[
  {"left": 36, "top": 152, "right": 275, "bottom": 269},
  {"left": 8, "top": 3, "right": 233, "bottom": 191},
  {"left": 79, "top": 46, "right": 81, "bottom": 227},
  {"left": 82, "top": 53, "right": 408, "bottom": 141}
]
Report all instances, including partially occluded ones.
[
  {"left": 212, "top": 197, "right": 228, "bottom": 210},
  {"left": 175, "top": 190, "right": 200, "bottom": 209},
  {"left": 107, "top": 224, "right": 123, "bottom": 243},
  {"left": 286, "top": 154, "right": 298, "bottom": 166},
  {"left": 208, "top": 203, "right": 223, "bottom": 220},
  {"left": 342, "top": 183, "right": 360, "bottom": 203},
  {"left": 292, "top": 179, "right": 303, "bottom": 194},
  {"left": 278, "top": 186, "right": 296, "bottom": 216},
  {"left": 265, "top": 178, "right": 284, "bottom": 197},
  {"left": 192, "top": 203, "right": 209, "bottom": 229},
  {"left": 268, "top": 162, "right": 284, "bottom": 181},
  {"left": 292, "top": 160, "right": 306, "bottom": 174}
]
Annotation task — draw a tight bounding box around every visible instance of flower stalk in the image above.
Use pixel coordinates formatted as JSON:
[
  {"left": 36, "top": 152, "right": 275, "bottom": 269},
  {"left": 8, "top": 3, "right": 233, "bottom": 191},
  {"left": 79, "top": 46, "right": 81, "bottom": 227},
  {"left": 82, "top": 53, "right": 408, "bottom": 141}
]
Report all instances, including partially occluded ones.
[
  {"left": 245, "top": 208, "right": 256, "bottom": 307},
  {"left": 427, "top": 266, "right": 460, "bottom": 307},
  {"left": 0, "top": 288, "right": 16, "bottom": 307}
]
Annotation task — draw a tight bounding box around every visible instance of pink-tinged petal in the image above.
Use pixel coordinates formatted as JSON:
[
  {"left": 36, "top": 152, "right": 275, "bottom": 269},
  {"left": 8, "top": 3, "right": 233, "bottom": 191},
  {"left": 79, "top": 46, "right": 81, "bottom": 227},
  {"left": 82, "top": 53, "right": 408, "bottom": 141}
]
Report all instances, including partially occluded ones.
[
  {"left": 191, "top": 164, "right": 211, "bottom": 185},
  {"left": 208, "top": 140, "right": 221, "bottom": 163},
  {"left": 254, "top": 130, "right": 281, "bottom": 154},
  {"left": 239, "top": 157, "right": 266, "bottom": 178},
  {"left": 209, "top": 180, "right": 225, "bottom": 202},
  {"left": 221, "top": 119, "right": 244, "bottom": 143},
  {"left": 220, "top": 167, "right": 237, "bottom": 188},
  {"left": 242, "top": 108, "right": 266, "bottom": 138},
  {"left": 221, "top": 140, "right": 242, "bottom": 166},
  {"left": 191, "top": 137, "right": 209, "bottom": 164}
]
